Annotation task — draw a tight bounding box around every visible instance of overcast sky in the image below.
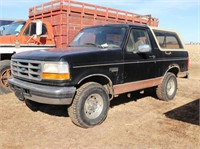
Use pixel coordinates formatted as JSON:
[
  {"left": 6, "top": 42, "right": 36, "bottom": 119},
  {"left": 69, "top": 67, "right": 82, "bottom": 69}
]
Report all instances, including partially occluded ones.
[{"left": 0, "top": 0, "right": 199, "bottom": 43}]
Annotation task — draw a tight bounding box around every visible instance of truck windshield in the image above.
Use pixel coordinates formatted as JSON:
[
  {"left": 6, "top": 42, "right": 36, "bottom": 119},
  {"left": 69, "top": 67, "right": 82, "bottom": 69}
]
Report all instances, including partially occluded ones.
[
  {"left": 0, "top": 20, "right": 14, "bottom": 35},
  {"left": 70, "top": 26, "right": 127, "bottom": 48},
  {"left": 3, "top": 21, "right": 26, "bottom": 36}
]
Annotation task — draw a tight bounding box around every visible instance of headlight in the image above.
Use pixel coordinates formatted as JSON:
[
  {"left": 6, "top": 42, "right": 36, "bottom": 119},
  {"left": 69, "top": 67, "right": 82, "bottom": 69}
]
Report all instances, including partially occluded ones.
[{"left": 42, "top": 62, "right": 70, "bottom": 80}]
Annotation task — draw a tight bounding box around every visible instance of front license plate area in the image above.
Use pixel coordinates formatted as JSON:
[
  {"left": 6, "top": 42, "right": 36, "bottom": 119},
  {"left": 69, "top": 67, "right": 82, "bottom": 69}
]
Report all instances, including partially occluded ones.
[{"left": 14, "top": 86, "right": 25, "bottom": 101}]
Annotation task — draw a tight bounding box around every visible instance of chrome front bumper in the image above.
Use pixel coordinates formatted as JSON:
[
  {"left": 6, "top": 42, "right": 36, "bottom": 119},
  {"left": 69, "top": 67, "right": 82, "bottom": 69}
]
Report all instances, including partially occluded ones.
[{"left": 8, "top": 78, "right": 76, "bottom": 105}]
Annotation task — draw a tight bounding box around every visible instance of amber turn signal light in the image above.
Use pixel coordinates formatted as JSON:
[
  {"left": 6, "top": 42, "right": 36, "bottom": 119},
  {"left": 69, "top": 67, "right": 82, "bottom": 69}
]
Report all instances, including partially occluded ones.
[{"left": 42, "top": 73, "right": 70, "bottom": 80}]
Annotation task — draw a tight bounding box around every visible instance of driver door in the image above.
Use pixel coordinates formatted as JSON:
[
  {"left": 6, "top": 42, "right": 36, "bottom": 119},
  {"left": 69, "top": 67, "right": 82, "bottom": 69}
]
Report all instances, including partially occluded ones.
[{"left": 124, "top": 27, "right": 156, "bottom": 83}]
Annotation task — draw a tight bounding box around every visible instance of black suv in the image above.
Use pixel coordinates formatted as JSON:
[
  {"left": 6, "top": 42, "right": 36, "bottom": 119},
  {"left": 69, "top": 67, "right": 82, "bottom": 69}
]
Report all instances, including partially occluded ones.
[{"left": 9, "top": 24, "right": 189, "bottom": 128}]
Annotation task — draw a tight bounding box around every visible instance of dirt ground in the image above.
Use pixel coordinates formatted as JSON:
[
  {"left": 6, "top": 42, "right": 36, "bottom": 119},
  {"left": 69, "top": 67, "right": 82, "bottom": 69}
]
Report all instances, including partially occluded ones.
[{"left": 0, "top": 64, "right": 199, "bottom": 149}]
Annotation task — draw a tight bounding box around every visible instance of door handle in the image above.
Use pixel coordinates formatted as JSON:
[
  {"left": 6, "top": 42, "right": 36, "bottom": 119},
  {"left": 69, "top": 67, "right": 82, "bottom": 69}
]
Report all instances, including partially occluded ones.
[
  {"left": 165, "top": 51, "right": 172, "bottom": 55},
  {"left": 109, "top": 67, "right": 119, "bottom": 75},
  {"left": 149, "top": 55, "right": 156, "bottom": 59}
]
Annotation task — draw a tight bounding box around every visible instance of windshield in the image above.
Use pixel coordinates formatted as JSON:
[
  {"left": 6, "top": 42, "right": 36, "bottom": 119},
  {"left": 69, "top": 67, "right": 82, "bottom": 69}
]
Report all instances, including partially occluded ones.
[
  {"left": 70, "top": 26, "right": 127, "bottom": 48},
  {"left": 3, "top": 21, "right": 26, "bottom": 35}
]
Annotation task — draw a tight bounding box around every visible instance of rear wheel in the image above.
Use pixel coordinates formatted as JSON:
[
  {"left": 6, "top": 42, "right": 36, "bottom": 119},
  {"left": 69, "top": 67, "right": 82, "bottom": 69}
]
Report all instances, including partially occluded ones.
[
  {"left": 0, "top": 60, "right": 12, "bottom": 94},
  {"left": 156, "top": 72, "right": 177, "bottom": 101},
  {"left": 68, "top": 82, "right": 110, "bottom": 128}
]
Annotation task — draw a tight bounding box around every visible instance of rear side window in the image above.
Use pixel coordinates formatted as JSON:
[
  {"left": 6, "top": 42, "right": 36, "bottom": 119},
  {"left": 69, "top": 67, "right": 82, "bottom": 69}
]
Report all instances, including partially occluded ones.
[{"left": 153, "top": 30, "right": 183, "bottom": 49}]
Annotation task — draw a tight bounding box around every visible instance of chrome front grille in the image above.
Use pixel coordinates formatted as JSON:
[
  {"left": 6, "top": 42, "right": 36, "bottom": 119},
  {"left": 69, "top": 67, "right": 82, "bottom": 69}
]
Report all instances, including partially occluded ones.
[{"left": 11, "top": 59, "right": 42, "bottom": 81}]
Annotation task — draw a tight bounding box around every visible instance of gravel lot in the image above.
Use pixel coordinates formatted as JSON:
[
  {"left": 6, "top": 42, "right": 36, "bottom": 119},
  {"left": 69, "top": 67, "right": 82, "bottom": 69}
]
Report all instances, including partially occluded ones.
[{"left": 0, "top": 64, "right": 199, "bottom": 149}]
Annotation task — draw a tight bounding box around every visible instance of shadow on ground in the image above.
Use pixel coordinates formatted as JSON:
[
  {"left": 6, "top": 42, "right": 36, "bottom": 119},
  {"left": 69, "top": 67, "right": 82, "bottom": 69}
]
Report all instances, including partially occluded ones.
[
  {"left": 38, "top": 104, "right": 69, "bottom": 117},
  {"left": 25, "top": 100, "right": 69, "bottom": 117},
  {"left": 26, "top": 88, "right": 157, "bottom": 117},
  {"left": 165, "top": 99, "right": 200, "bottom": 126},
  {"left": 110, "top": 88, "right": 157, "bottom": 107}
]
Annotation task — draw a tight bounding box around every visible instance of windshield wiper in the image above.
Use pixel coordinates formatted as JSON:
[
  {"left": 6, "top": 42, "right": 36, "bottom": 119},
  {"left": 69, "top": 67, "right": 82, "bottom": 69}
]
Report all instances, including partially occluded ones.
[
  {"left": 83, "top": 43, "right": 105, "bottom": 48},
  {"left": 69, "top": 43, "right": 107, "bottom": 48},
  {"left": 84, "top": 43, "right": 97, "bottom": 46},
  {"left": 4, "top": 33, "right": 11, "bottom": 35}
]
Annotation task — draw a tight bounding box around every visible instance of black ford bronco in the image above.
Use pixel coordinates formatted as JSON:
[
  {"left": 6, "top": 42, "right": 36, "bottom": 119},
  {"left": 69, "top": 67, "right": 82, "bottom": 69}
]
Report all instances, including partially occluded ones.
[{"left": 9, "top": 24, "right": 189, "bottom": 128}]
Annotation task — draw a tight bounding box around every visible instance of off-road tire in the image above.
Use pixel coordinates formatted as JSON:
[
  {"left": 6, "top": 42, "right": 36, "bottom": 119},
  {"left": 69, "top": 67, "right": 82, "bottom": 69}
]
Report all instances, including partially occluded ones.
[
  {"left": 68, "top": 82, "right": 110, "bottom": 128},
  {"left": 0, "top": 60, "right": 12, "bottom": 94},
  {"left": 156, "top": 72, "right": 177, "bottom": 101}
]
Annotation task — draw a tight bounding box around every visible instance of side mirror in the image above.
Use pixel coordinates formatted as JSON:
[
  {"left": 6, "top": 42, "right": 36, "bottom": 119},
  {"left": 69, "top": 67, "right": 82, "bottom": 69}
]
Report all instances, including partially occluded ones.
[
  {"left": 36, "top": 20, "right": 42, "bottom": 36},
  {"left": 138, "top": 44, "right": 151, "bottom": 53}
]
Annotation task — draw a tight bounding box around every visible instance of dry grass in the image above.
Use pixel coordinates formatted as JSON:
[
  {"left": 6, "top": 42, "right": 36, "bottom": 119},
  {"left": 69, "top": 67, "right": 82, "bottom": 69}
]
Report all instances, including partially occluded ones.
[
  {"left": 185, "top": 45, "right": 200, "bottom": 63},
  {"left": 0, "top": 64, "right": 200, "bottom": 149}
]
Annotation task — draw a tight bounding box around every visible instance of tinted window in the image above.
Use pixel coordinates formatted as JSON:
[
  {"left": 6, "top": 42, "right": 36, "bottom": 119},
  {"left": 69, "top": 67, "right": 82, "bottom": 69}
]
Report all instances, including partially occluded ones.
[
  {"left": 0, "top": 20, "right": 14, "bottom": 26},
  {"left": 3, "top": 21, "right": 25, "bottom": 35},
  {"left": 153, "top": 30, "right": 183, "bottom": 49},
  {"left": 70, "top": 26, "right": 127, "bottom": 48},
  {"left": 126, "top": 29, "right": 151, "bottom": 52}
]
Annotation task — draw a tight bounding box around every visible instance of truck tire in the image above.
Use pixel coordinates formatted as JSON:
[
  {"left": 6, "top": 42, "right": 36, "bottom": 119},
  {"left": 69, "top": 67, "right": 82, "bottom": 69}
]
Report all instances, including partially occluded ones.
[
  {"left": 0, "top": 60, "right": 12, "bottom": 94},
  {"left": 156, "top": 72, "right": 177, "bottom": 101},
  {"left": 68, "top": 82, "right": 110, "bottom": 128}
]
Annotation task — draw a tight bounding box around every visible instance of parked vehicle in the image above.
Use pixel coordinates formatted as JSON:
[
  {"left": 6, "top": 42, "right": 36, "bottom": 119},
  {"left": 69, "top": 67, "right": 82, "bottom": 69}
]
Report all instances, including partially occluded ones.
[
  {"left": 9, "top": 24, "right": 189, "bottom": 128},
  {"left": 0, "top": 19, "right": 15, "bottom": 35},
  {"left": 0, "top": 0, "right": 158, "bottom": 94}
]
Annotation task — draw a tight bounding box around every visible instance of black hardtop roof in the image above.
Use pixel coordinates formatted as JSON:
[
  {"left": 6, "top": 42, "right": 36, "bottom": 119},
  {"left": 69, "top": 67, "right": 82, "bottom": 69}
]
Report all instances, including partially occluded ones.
[{"left": 83, "top": 23, "right": 149, "bottom": 29}]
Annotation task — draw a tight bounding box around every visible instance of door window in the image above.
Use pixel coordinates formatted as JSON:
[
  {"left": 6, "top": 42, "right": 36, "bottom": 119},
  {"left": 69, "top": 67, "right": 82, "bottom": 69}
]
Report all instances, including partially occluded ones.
[
  {"left": 24, "top": 23, "right": 47, "bottom": 36},
  {"left": 126, "top": 29, "right": 151, "bottom": 52}
]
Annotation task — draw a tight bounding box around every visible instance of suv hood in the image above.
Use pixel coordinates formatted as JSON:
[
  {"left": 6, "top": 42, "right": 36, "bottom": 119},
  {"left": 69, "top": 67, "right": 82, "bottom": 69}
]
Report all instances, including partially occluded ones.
[{"left": 12, "top": 47, "right": 123, "bottom": 66}]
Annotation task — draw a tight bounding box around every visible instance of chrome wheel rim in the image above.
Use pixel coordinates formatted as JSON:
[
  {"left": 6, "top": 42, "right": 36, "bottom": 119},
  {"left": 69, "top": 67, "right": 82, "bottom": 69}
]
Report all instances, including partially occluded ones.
[
  {"left": 84, "top": 94, "right": 104, "bottom": 119},
  {"left": 167, "top": 78, "right": 175, "bottom": 96}
]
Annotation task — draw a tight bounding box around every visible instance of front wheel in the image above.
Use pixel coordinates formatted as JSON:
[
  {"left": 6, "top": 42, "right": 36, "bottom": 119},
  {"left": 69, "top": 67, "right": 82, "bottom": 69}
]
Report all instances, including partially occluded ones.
[
  {"left": 0, "top": 60, "right": 12, "bottom": 94},
  {"left": 156, "top": 72, "right": 177, "bottom": 101},
  {"left": 68, "top": 82, "right": 110, "bottom": 128}
]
